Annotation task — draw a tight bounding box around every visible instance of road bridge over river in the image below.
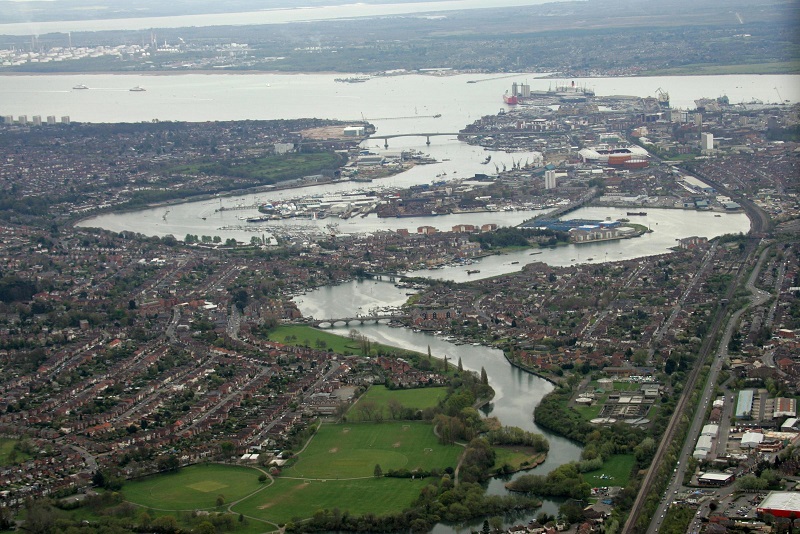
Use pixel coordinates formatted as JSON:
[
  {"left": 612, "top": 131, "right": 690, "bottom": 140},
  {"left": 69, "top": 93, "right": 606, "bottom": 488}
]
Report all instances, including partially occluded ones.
[
  {"left": 309, "top": 313, "right": 410, "bottom": 328},
  {"left": 368, "top": 132, "right": 464, "bottom": 148}
]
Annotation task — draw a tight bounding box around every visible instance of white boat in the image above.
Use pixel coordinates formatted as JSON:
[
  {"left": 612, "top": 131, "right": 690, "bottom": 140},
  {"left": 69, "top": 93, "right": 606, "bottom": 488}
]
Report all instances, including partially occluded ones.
[
  {"left": 129, "top": 86, "right": 146, "bottom": 92},
  {"left": 73, "top": 84, "right": 89, "bottom": 90}
]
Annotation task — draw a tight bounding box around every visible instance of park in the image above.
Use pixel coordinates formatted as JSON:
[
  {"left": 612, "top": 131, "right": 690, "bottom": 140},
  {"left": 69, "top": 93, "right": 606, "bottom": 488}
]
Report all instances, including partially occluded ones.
[{"left": 119, "top": 385, "right": 464, "bottom": 530}]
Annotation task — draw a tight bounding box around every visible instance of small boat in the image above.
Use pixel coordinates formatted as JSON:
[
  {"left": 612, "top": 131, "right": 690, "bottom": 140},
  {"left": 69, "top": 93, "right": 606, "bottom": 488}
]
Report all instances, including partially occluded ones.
[
  {"left": 466, "top": 269, "right": 480, "bottom": 274},
  {"left": 130, "top": 86, "right": 146, "bottom": 92},
  {"left": 73, "top": 84, "right": 89, "bottom": 90},
  {"left": 510, "top": 261, "right": 519, "bottom": 264}
]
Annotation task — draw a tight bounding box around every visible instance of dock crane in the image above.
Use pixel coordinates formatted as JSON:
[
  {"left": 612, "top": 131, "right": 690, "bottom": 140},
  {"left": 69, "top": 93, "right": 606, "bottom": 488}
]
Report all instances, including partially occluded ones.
[
  {"left": 655, "top": 87, "right": 670, "bottom": 108},
  {"left": 774, "top": 87, "right": 784, "bottom": 104}
]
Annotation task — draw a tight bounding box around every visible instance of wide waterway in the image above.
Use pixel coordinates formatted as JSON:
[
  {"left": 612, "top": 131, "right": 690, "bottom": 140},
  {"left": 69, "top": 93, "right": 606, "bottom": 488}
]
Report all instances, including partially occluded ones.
[{"left": 54, "top": 70, "right": 774, "bottom": 252}]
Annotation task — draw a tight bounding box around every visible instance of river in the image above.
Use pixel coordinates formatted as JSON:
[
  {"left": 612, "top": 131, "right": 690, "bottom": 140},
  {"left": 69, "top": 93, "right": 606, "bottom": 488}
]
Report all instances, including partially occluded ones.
[{"left": 295, "top": 279, "right": 581, "bottom": 529}]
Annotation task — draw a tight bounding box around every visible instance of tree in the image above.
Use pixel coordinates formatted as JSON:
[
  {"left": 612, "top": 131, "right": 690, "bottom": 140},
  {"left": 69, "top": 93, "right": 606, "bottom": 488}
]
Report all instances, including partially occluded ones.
[
  {"left": 458, "top": 357, "right": 463, "bottom": 372},
  {"left": 258, "top": 473, "right": 267, "bottom": 483},
  {"left": 387, "top": 398, "right": 403, "bottom": 420},
  {"left": 480, "top": 366, "right": 489, "bottom": 386},
  {"left": 157, "top": 454, "right": 180, "bottom": 472},
  {"left": 559, "top": 500, "right": 584, "bottom": 524},
  {"left": 0, "top": 506, "right": 13, "bottom": 531},
  {"left": 357, "top": 399, "right": 378, "bottom": 421},
  {"left": 24, "top": 498, "right": 55, "bottom": 534},
  {"left": 219, "top": 441, "right": 235, "bottom": 459},
  {"left": 151, "top": 515, "right": 179, "bottom": 533},
  {"left": 216, "top": 494, "right": 225, "bottom": 507},
  {"left": 374, "top": 464, "right": 383, "bottom": 477}
]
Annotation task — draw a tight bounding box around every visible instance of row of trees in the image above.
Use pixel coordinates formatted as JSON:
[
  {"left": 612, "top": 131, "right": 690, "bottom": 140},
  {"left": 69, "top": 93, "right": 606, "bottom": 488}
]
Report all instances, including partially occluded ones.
[
  {"left": 486, "top": 426, "right": 550, "bottom": 452},
  {"left": 469, "top": 227, "right": 569, "bottom": 250}
]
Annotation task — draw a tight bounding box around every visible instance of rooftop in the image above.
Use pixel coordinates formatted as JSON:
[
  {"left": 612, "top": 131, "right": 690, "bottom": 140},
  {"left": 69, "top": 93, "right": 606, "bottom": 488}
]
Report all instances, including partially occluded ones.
[{"left": 759, "top": 491, "right": 800, "bottom": 513}]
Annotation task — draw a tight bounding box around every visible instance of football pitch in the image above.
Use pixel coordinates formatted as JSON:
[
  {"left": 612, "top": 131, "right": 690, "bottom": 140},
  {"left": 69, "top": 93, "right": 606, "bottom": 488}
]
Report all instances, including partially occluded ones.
[
  {"left": 233, "top": 421, "right": 460, "bottom": 524},
  {"left": 283, "top": 421, "right": 457, "bottom": 478},
  {"left": 123, "top": 463, "right": 264, "bottom": 510}
]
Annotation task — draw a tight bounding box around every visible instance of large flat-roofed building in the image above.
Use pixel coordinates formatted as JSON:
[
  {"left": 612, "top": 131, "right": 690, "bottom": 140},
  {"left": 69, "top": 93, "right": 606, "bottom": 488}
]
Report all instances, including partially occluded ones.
[
  {"left": 698, "top": 472, "right": 735, "bottom": 486},
  {"left": 736, "top": 389, "right": 755, "bottom": 418},
  {"left": 696, "top": 435, "right": 713, "bottom": 452},
  {"left": 773, "top": 397, "right": 797, "bottom": 418},
  {"left": 757, "top": 491, "right": 800, "bottom": 519},
  {"left": 741, "top": 431, "right": 764, "bottom": 449}
]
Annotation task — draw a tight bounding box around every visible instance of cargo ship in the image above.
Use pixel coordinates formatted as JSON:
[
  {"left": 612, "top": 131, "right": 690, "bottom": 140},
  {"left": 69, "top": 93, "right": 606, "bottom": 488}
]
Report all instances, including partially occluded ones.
[
  {"left": 627, "top": 211, "right": 647, "bottom": 216},
  {"left": 503, "top": 92, "right": 518, "bottom": 105}
]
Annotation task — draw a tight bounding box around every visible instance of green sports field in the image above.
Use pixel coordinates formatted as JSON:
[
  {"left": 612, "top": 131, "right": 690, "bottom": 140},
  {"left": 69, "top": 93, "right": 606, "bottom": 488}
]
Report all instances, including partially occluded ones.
[
  {"left": 123, "top": 463, "right": 264, "bottom": 510},
  {"left": 285, "top": 421, "right": 458, "bottom": 478},
  {"left": 232, "top": 476, "right": 430, "bottom": 525},
  {"left": 347, "top": 385, "right": 446, "bottom": 421},
  {"left": 232, "top": 421, "right": 461, "bottom": 524},
  {"left": 582, "top": 454, "right": 635, "bottom": 488}
]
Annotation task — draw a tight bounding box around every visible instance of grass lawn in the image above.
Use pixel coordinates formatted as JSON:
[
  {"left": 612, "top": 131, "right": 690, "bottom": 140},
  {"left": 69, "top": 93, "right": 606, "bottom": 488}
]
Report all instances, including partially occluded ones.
[
  {"left": 268, "top": 325, "right": 363, "bottom": 354},
  {"left": 232, "top": 476, "right": 429, "bottom": 525},
  {"left": 284, "top": 421, "right": 459, "bottom": 478},
  {"left": 573, "top": 403, "right": 603, "bottom": 420},
  {"left": 0, "top": 438, "right": 30, "bottom": 466},
  {"left": 123, "top": 463, "right": 264, "bottom": 510},
  {"left": 169, "top": 152, "right": 344, "bottom": 184},
  {"left": 493, "top": 447, "right": 546, "bottom": 473},
  {"left": 581, "top": 454, "right": 635, "bottom": 488},
  {"left": 267, "top": 325, "right": 431, "bottom": 362},
  {"left": 347, "top": 385, "right": 446, "bottom": 421},
  {"left": 232, "top": 421, "right": 459, "bottom": 524}
]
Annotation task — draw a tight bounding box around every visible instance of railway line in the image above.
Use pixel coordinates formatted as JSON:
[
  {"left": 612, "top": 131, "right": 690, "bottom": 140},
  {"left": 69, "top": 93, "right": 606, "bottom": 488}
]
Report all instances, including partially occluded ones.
[{"left": 622, "top": 161, "right": 770, "bottom": 533}]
